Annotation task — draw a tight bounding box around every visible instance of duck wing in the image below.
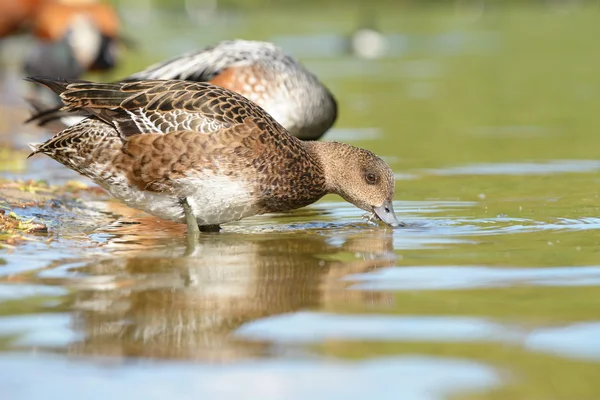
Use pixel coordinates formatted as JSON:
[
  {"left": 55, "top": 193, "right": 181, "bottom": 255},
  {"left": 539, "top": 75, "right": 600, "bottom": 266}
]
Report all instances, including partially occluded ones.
[
  {"left": 123, "top": 40, "right": 286, "bottom": 82},
  {"left": 27, "top": 77, "right": 282, "bottom": 139}
]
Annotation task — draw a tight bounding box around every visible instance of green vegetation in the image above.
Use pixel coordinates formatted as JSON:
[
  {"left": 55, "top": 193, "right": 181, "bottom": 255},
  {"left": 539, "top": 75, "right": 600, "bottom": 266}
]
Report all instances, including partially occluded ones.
[{"left": 0, "top": 209, "right": 47, "bottom": 247}]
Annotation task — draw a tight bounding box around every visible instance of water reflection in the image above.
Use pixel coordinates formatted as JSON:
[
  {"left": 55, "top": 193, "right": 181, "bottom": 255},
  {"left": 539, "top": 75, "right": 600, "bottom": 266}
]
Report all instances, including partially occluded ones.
[{"left": 64, "top": 225, "right": 397, "bottom": 361}]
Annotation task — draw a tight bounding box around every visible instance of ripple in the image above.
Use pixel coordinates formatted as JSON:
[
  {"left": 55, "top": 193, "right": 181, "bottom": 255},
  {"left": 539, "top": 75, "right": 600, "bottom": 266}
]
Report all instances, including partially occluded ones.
[
  {"left": 234, "top": 312, "right": 518, "bottom": 343},
  {"left": 345, "top": 266, "right": 600, "bottom": 291},
  {"left": 536, "top": 218, "right": 600, "bottom": 232},
  {"left": 0, "top": 353, "right": 499, "bottom": 400},
  {"left": 225, "top": 200, "right": 477, "bottom": 238},
  {"left": 36, "top": 261, "right": 90, "bottom": 279},
  {"left": 460, "top": 217, "right": 600, "bottom": 236},
  {"left": 0, "top": 246, "right": 67, "bottom": 276},
  {"left": 235, "top": 312, "right": 600, "bottom": 363},
  {"left": 409, "top": 216, "right": 600, "bottom": 238},
  {"left": 525, "top": 322, "right": 600, "bottom": 362},
  {"left": 0, "top": 313, "right": 81, "bottom": 347},
  {"left": 424, "top": 160, "right": 600, "bottom": 176},
  {"left": 0, "top": 284, "right": 67, "bottom": 300}
]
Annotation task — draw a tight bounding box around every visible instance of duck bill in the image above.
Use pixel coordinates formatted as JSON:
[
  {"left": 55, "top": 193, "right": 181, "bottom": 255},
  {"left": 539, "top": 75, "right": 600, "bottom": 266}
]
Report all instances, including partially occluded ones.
[{"left": 373, "top": 200, "right": 403, "bottom": 227}]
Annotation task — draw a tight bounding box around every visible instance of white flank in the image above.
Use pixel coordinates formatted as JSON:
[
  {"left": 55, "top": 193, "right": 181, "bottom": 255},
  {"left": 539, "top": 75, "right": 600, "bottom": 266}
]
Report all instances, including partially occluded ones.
[
  {"left": 183, "top": 172, "right": 257, "bottom": 225},
  {"left": 102, "top": 170, "right": 256, "bottom": 226}
]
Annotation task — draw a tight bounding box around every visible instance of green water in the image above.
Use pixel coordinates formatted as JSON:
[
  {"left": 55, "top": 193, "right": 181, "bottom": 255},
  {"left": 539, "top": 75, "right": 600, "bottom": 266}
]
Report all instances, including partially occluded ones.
[{"left": 1, "top": 3, "right": 600, "bottom": 399}]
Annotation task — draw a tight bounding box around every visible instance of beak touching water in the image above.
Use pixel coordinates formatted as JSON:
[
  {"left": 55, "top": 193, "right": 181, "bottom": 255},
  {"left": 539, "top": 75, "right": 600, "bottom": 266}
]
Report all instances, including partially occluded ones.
[{"left": 373, "top": 200, "right": 404, "bottom": 227}]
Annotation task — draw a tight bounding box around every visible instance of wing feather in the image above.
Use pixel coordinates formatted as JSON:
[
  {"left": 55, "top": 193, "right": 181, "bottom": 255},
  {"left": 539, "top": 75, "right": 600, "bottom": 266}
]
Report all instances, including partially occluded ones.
[{"left": 26, "top": 77, "right": 284, "bottom": 140}]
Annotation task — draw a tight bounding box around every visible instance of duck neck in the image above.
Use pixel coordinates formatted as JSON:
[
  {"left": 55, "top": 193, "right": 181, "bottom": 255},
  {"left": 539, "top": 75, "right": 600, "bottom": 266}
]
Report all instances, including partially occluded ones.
[{"left": 305, "top": 141, "right": 354, "bottom": 196}]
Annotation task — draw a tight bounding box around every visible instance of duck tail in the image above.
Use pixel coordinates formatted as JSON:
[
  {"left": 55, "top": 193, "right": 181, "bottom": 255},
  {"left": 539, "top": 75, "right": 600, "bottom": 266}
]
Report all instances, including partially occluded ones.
[
  {"left": 24, "top": 76, "right": 89, "bottom": 97},
  {"left": 27, "top": 143, "right": 42, "bottom": 158}
]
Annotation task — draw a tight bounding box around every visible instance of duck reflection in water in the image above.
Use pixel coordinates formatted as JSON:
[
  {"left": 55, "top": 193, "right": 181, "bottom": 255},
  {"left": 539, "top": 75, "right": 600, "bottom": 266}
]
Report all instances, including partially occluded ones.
[{"left": 67, "top": 214, "right": 397, "bottom": 361}]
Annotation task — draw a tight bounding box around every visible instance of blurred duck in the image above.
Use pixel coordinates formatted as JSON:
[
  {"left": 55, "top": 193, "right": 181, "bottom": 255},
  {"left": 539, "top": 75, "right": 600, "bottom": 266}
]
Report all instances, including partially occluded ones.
[
  {"left": 0, "top": 0, "right": 122, "bottom": 80},
  {"left": 29, "top": 40, "right": 338, "bottom": 141},
  {"left": 28, "top": 0, "right": 121, "bottom": 77},
  {"left": 346, "top": 8, "right": 387, "bottom": 59},
  {"left": 0, "top": 0, "right": 44, "bottom": 38},
  {"left": 350, "top": 26, "right": 387, "bottom": 60}
]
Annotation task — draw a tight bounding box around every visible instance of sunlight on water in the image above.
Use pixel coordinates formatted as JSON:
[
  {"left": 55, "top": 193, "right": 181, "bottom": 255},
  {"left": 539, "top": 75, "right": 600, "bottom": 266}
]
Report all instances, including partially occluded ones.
[
  {"left": 0, "top": 314, "right": 80, "bottom": 347},
  {"left": 235, "top": 312, "right": 517, "bottom": 343},
  {"left": 525, "top": 323, "right": 600, "bottom": 362},
  {"left": 344, "top": 266, "right": 600, "bottom": 290},
  {"left": 0, "top": 284, "right": 67, "bottom": 300},
  {"left": 0, "top": 354, "right": 499, "bottom": 400}
]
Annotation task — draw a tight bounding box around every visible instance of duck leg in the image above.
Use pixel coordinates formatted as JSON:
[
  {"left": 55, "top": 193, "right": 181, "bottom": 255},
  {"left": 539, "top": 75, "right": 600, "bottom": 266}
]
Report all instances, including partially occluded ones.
[
  {"left": 181, "top": 198, "right": 221, "bottom": 235},
  {"left": 181, "top": 197, "right": 200, "bottom": 237}
]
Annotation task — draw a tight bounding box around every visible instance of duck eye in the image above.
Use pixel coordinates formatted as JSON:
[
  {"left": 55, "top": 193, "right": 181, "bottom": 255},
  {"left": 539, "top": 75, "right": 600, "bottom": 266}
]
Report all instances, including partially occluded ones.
[{"left": 365, "top": 173, "right": 378, "bottom": 184}]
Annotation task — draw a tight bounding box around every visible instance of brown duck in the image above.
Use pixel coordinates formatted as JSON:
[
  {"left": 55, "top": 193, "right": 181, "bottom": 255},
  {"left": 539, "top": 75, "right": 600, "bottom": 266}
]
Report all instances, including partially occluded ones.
[
  {"left": 29, "top": 40, "right": 336, "bottom": 141},
  {"left": 27, "top": 77, "right": 401, "bottom": 234}
]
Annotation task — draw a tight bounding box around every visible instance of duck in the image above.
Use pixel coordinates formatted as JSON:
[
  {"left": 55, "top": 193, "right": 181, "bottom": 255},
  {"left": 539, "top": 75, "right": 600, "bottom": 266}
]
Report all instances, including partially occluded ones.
[
  {"left": 26, "top": 76, "right": 400, "bottom": 235},
  {"left": 28, "top": 40, "right": 337, "bottom": 141},
  {"left": 0, "top": 0, "right": 43, "bottom": 38},
  {"left": 0, "top": 0, "right": 122, "bottom": 82},
  {"left": 24, "top": 0, "right": 121, "bottom": 79},
  {"left": 345, "top": 7, "right": 387, "bottom": 59}
]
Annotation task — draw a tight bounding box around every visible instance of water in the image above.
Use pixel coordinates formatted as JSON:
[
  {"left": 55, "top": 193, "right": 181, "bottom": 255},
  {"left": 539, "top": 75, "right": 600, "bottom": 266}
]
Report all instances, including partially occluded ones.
[{"left": 2, "top": 3, "right": 600, "bottom": 399}]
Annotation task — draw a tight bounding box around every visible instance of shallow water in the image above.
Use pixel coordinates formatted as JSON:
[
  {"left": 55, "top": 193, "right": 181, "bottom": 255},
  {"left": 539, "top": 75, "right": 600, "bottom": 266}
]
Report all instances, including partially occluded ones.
[{"left": 2, "top": 3, "right": 600, "bottom": 399}]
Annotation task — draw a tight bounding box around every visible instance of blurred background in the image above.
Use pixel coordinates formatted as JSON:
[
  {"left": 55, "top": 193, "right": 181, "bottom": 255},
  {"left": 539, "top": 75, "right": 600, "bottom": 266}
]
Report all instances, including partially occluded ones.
[
  {"left": 2, "top": 1, "right": 600, "bottom": 400},
  {"left": 2, "top": 0, "right": 600, "bottom": 166}
]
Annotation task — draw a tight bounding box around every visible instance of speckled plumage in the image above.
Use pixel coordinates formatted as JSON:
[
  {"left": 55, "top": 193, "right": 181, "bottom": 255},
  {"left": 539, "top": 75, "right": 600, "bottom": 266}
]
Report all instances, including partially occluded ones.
[
  {"left": 28, "top": 77, "right": 399, "bottom": 230},
  {"left": 29, "top": 40, "right": 338, "bottom": 141}
]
